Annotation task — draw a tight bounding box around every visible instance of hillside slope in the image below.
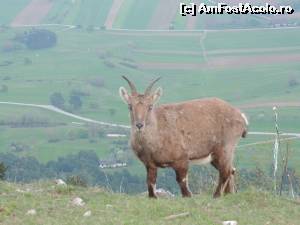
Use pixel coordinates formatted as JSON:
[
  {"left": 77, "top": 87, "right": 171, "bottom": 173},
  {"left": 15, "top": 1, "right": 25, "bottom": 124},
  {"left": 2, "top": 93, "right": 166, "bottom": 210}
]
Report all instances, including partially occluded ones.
[{"left": 0, "top": 181, "right": 299, "bottom": 225}]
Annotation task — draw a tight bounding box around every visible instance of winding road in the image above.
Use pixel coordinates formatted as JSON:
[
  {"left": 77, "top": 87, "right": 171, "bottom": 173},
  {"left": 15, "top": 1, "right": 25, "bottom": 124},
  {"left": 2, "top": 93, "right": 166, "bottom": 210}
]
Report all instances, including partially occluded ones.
[{"left": 1, "top": 101, "right": 299, "bottom": 138}]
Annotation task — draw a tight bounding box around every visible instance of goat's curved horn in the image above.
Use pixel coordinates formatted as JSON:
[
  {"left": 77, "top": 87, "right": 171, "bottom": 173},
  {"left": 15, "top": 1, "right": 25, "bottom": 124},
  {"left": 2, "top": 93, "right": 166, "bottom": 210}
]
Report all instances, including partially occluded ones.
[
  {"left": 144, "top": 77, "right": 161, "bottom": 95},
  {"left": 122, "top": 76, "right": 137, "bottom": 94}
]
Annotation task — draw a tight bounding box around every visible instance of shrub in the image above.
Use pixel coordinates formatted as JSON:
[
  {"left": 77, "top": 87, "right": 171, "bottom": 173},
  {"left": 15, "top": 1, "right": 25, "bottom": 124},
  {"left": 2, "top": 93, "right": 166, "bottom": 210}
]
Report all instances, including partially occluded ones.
[
  {"left": 50, "top": 92, "right": 65, "bottom": 109},
  {"left": 69, "top": 95, "right": 82, "bottom": 110},
  {"left": 67, "top": 175, "right": 87, "bottom": 187},
  {"left": 288, "top": 78, "right": 299, "bottom": 87},
  {"left": 0, "top": 162, "right": 6, "bottom": 180},
  {"left": 15, "top": 29, "right": 57, "bottom": 50}
]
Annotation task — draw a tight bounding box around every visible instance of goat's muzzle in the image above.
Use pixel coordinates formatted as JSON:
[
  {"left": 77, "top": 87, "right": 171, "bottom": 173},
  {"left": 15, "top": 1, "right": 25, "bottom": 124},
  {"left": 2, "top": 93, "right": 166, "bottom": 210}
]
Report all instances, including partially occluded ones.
[{"left": 136, "top": 123, "right": 144, "bottom": 130}]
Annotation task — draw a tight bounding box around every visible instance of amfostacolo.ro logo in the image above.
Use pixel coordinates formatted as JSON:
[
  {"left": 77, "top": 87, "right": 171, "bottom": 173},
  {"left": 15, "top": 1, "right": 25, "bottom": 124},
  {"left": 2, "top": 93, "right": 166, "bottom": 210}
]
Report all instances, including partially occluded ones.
[{"left": 180, "top": 2, "right": 295, "bottom": 16}]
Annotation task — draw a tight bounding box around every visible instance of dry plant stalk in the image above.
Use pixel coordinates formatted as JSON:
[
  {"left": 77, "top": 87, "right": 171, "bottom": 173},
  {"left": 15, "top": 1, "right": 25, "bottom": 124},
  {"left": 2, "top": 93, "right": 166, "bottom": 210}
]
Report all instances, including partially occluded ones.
[{"left": 165, "top": 212, "right": 190, "bottom": 220}]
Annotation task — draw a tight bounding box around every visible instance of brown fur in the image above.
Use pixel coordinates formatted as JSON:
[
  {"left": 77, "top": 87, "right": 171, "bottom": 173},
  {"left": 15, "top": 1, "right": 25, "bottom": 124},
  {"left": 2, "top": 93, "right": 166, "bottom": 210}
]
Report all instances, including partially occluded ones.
[{"left": 120, "top": 78, "right": 248, "bottom": 198}]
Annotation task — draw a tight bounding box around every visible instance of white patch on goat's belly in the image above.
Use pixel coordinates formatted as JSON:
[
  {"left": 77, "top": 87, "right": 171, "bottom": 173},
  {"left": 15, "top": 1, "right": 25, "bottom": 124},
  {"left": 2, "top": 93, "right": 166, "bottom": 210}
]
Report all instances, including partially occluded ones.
[{"left": 190, "top": 154, "right": 213, "bottom": 165}]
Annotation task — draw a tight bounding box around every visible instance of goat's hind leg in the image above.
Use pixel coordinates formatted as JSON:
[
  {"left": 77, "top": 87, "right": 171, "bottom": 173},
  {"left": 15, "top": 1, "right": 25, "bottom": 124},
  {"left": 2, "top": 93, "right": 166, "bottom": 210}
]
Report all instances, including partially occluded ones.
[
  {"left": 211, "top": 155, "right": 235, "bottom": 198},
  {"left": 224, "top": 167, "right": 236, "bottom": 194}
]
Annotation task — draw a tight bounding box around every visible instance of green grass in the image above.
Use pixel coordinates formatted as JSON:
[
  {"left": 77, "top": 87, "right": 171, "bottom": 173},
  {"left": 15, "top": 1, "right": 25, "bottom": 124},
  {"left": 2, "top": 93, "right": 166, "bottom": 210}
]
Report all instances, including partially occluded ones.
[
  {"left": 0, "top": 181, "right": 299, "bottom": 225},
  {"left": 121, "top": 0, "right": 160, "bottom": 29},
  {"left": 0, "top": 124, "right": 112, "bottom": 163}
]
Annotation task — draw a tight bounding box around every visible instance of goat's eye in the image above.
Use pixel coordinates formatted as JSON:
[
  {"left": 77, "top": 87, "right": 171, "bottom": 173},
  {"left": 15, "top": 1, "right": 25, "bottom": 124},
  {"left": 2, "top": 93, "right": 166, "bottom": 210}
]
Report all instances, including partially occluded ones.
[
  {"left": 128, "top": 104, "right": 132, "bottom": 111},
  {"left": 148, "top": 105, "right": 153, "bottom": 111}
]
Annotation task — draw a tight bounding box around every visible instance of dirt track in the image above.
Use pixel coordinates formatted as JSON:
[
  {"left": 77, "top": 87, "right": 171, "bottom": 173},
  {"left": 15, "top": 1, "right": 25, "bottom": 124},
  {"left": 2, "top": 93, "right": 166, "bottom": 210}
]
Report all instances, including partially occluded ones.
[
  {"left": 11, "top": 0, "right": 53, "bottom": 26},
  {"left": 1, "top": 101, "right": 299, "bottom": 139},
  {"left": 104, "top": 0, "right": 124, "bottom": 29}
]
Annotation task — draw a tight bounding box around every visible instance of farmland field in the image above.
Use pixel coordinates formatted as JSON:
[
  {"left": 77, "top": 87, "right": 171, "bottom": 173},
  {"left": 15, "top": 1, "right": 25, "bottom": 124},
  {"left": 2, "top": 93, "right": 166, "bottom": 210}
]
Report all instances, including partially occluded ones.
[{"left": 0, "top": 0, "right": 31, "bottom": 25}]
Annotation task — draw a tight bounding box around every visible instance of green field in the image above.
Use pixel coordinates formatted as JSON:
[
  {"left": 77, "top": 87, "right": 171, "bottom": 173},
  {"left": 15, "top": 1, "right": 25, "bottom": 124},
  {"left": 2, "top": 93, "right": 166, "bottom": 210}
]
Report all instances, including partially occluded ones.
[
  {"left": 44, "top": 0, "right": 113, "bottom": 27},
  {"left": 0, "top": 181, "right": 299, "bottom": 225},
  {"left": 114, "top": 0, "right": 160, "bottom": 29}
]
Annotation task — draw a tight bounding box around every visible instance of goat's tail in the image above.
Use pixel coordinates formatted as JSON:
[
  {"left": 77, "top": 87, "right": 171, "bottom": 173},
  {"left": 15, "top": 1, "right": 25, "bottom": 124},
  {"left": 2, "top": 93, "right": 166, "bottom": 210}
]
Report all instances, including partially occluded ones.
[{"left": 241, "top": 113, "right": 249, "bottom": 138}]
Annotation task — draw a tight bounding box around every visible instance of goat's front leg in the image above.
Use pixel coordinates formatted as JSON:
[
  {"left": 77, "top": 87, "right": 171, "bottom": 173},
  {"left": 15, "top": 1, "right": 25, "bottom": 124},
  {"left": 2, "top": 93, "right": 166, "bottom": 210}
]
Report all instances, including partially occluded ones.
[
  {"left": 146, "top": 166, "right": 157, "bottom": 198},
  {"left": 173, "top": 162, "right": 192, "bottom": 198}
]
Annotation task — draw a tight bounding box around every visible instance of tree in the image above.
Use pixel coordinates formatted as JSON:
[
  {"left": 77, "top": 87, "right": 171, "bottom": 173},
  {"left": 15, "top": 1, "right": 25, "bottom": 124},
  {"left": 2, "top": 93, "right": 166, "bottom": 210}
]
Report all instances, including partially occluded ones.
[
  {"left": 69, "top": 95, "right": 82, "bottom": 110},
  {"left": 16, "top": 29, "right": 57, "bottom": 50},
  {"left": 50, "top": 92, "right": 65, "bottom": 109}
]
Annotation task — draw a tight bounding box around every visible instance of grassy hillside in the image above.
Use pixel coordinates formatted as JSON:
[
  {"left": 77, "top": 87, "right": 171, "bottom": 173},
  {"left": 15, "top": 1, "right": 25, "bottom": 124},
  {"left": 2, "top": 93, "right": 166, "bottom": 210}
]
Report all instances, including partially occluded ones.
[
  {"left": 0, "top": 26, "right": 300, "bottom": 177},
  {"left": 0, "top": 181, "right": 299, "bottom": 225},
  {"left": 0, "top": 0, "right": 300, "bottom": 183}
]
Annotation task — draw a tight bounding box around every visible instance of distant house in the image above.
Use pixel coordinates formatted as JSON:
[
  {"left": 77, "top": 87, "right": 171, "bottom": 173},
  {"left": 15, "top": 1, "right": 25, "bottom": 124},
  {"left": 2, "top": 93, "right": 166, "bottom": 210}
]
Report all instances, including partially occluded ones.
[
  {"left": 99, "top": 160, "right": 127, "bottom": 169},
  {"left": 106, "top": 134, "right": 127, "bottom": 138}
]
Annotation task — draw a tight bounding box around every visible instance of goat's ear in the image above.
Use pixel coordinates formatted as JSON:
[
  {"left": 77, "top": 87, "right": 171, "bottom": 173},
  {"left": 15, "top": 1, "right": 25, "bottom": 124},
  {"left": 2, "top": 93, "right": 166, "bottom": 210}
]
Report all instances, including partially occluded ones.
[
  {"left": 119, "top": 87, "right": 130, "bottom": 104},
  {"left": 152, "top": 87, "right": 162, "bottom": 104}
]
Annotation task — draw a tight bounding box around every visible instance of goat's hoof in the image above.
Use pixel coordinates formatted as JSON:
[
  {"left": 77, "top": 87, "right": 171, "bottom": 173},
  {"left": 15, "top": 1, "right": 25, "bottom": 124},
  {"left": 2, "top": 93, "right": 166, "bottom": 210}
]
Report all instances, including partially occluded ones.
[
  {"left": 148, "top": 195, "right": 157, "bottom": 199},
  {"left": 182, "top": 192, "right": 192, "bottom": 198},
  {"left": 213, "top": 193, "right": 221, "bottom": 198}
]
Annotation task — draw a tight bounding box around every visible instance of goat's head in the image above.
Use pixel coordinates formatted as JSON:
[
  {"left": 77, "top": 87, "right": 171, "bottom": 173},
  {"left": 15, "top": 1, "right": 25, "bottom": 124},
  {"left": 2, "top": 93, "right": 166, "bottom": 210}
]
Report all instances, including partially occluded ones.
[{"left": 119, "top": 76, "right": 162, "bottom": 131}]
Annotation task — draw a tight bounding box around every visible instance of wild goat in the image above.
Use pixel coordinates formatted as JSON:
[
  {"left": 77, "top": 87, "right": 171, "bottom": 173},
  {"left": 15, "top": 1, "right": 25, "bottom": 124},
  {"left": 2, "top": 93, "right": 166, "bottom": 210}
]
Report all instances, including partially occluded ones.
[{"left": 119, "top": 76, "right": 248, "bottom": 198}]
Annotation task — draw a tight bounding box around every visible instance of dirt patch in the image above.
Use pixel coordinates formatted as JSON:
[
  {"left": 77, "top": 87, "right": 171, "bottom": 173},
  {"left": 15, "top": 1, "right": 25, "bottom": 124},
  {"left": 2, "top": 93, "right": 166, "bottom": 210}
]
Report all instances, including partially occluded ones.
[
  {"left": 11, "top": 0, "right": 53, "bottom": 26},
  {"left": 148, "top": 0, "right": 181, "bottom": 29},
  {"left": 139, "top": 53, "right": 300, "bottom": 70},
  {"left": 104, "top": 0, "right": 124, "bottom": 29}
]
